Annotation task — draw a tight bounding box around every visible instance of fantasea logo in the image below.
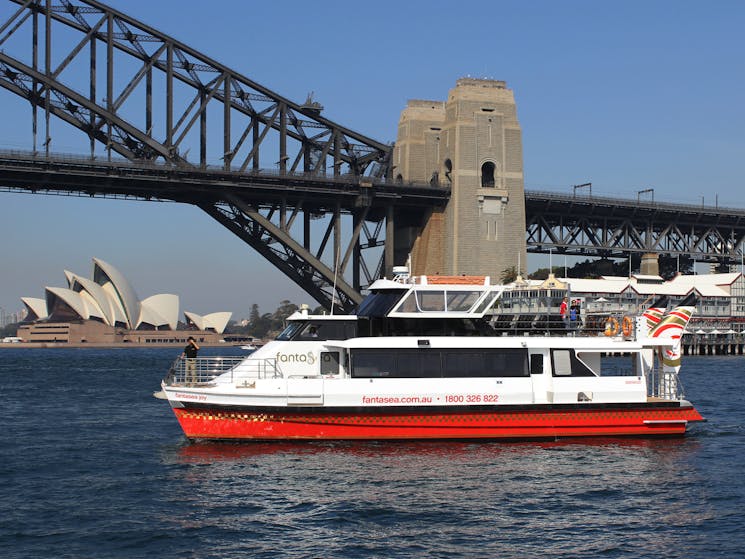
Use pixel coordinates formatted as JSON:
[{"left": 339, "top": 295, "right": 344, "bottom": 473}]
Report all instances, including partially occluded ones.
[{"left": 275, "top": 351, "right": 316, "bottom": 365}]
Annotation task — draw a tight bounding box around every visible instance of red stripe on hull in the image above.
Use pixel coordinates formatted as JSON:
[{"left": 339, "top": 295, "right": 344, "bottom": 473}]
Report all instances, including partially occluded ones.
[{"left": 173, "top": 406, "right": 704, "bottom": 441}]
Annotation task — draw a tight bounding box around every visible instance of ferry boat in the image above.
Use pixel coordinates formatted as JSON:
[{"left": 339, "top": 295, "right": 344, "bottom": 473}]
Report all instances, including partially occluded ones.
[{"left": 156, "top": 273, "right": 704, "bottom": 441}]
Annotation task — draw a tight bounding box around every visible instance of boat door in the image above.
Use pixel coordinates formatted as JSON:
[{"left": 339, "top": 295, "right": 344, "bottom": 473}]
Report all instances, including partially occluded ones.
[
  {"left": 529, "top": 352, "right": 552, "bottom": 403},
  {"left": 287, "top": 377, "right": 324, "bottom": 405},
  {"left": 286, "top": 351, "right": 339, "bottom": 405}
]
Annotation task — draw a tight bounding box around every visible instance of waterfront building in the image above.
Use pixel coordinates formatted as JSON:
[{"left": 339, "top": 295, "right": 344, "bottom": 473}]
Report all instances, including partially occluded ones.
[{"left": 506, "top": 272, "right": 745, "bottom": 334}]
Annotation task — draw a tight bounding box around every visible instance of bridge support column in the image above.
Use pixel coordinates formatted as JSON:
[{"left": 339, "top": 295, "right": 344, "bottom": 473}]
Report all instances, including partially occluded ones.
[{"left": 393, "top": 78, "right": 527, "bottom": 280}]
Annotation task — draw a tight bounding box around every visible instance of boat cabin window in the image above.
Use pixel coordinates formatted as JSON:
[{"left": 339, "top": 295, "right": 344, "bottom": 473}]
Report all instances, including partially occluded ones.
[
  {"left": 530, "top": 354, "right": 544, "bottom": 375},
  {"left": 447, "top": 291, "right": 482, "bottom": 311},
  {"left": 277, "top": 320, "right": 356, "bottom": 341},
  {"left": 395, "top": 289, "right": 487, "bottom": 313},
  {"left": 351, "top": 348, "right": 529, "bottom": 378},
  {"left": 579, "top": 352, "right": 640, "bottom": 377},
  {"left": 277, "top": 322, "right": 304, "bottom": 341},
  {"left": 320, "top": 352, "right": 340, "bottom": 376},
  {"left": 551, "top": 349, "right": 596, "bottom": 377},
  {"left": 357, "top": 291, "right": 405, "bottom": 317}
]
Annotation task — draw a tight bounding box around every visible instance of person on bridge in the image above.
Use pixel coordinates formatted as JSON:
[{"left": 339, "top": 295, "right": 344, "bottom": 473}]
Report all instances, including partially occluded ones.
[{"left": 182, "top": 336, "right": 200, "bottom": 385}]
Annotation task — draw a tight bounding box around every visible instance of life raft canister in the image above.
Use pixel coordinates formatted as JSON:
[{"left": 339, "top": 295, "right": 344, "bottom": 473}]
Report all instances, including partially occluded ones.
[
  {"left": 604, "top": 317, "right": 620, "bottom": 336},
  {"left": 621, "top": 316, "right": 634, "bottom": 337}
]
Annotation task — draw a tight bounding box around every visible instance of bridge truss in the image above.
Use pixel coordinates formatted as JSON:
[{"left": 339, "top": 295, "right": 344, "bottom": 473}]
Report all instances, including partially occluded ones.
[
  {"left": 526, "top": 191, "right": 745, "bottom": 267},
  {"left": 0, "top": 0, "right": 402, "bottom": 311}
]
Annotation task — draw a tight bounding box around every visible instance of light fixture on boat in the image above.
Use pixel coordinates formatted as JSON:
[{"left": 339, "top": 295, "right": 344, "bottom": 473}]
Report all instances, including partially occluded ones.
[{"left": 418, "top": 339, "right": 431, "bottom": 346}]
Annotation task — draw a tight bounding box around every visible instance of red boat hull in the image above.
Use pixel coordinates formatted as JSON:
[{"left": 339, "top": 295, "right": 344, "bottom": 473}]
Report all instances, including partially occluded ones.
[{"left": 172, "top": 404, "right": 704, "bottom": 441}]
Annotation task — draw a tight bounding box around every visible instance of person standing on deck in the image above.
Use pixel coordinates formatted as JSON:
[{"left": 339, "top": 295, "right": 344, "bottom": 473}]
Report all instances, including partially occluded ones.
[
  {"left": 182, "top": 336, "right": 200, "bottom": 385},
  {"left": 560, "top": 297, "right": 569, "bottom": 331}
]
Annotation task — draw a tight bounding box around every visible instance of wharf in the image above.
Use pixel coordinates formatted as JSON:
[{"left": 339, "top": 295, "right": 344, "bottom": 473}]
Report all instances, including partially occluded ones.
[{"left": 683, "top": 339, "right": 745, "bottom": 356}]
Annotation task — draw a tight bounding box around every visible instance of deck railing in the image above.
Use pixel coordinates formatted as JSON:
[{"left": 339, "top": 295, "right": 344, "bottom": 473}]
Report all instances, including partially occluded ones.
[
  {"left": 647, "top": 366, "right": 684, "bottom": 400},
  {"left": 165, "top": 356, "right": 281, "bottom": 386}
]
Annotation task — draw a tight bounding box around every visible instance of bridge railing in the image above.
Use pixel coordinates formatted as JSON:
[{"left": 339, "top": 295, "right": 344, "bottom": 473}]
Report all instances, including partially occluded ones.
[
  {"left": 0, "top": 148, "right": 448, "bottom": 191},
  {"left": 525, "top": 188, "right": 745, "bottom": 215}
]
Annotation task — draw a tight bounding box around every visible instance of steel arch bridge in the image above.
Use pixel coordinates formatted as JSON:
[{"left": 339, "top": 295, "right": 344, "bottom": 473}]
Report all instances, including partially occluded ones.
[
  {"left": 1, "top": 0, "right": 744, "bottom": 313},
  {"left": 0, "top": 0, "right": 421, "bottom": 312}
]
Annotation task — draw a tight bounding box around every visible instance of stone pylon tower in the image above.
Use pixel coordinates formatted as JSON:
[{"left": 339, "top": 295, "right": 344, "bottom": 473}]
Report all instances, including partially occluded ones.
[{"left": 393, "top": 78, "right": 527, "bottom": 279}]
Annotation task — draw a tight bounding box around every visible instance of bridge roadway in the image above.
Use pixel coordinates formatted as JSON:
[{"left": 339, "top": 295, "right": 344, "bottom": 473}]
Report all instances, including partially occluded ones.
[
  {"left": 2, "top": 150, "right": 745, "bottom": 266},
  {"left": 0, "top": 150, "right": 447, "bottom": 211}
]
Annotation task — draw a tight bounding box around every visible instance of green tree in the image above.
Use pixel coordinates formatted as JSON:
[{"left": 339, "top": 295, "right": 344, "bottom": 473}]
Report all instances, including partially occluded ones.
[
  {"left": 500, "top": 266, "right": 519, "bottom": 284},
  {"left": 248, "top": 303, "right": 261, "bottom": 326},
  {"left": 271, "top": 300, "right": 299, "bottom": 333},
  {"left": 0, "top": 322, "right": 20, "bottom": 338}
]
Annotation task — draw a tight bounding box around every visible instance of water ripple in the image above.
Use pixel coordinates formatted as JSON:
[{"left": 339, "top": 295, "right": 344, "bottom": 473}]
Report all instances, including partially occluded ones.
[{"left": 0, "top": 349, "right": 743, "bottom": 558}]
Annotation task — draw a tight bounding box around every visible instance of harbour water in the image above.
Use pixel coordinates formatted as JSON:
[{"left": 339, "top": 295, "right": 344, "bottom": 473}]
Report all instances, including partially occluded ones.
[{"left": 1, "top": 348, "right": 743, "bottom": 558}]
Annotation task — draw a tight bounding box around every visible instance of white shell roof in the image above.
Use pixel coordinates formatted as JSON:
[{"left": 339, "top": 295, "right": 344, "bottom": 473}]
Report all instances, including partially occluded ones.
[
  {"left": 45, "top": 287, "right": 90, "bottom": 320},
  {"left": 21, "top": 297, "right": 48, "bottom": 320},
  {"left": 183, "top": 311, "right": 204, "bottom": 330},
  {"left": 70, "top": 274, "right": 116, "bottom": 326},
  {"left": 92, "top": 258, "right": 140, "bottom": 329},
  {"left": 139, "top": 294, "right": 179, "bottom": 330},
  {"left": 184, "top": 311, "right": 232, "bottom": 334},
  {"left": 203, "top": 312, "right": 232, "bottom": 333}
]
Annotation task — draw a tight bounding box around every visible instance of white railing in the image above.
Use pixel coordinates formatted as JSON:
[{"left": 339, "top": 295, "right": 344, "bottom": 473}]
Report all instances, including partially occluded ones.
[
  {"left": 647, "top": 366, "right": 684, "bottom": 400},
  {"left": 165, "top": 356, "right": 281, "bottom": 386}
]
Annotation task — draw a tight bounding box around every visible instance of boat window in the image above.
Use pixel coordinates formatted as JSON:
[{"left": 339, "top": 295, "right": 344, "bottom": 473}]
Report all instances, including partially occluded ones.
[
  {"left": 352, "top": 351, "right": 395, "bottom": 377},
  {"left": 397, "top": 292, "right": 419, "bottom": 313},
  {"left": 446, "top": 291, "right": 482, "bottom": 311},
  {"left": 475, "top": 292, "right": 500, "bottom": 314},
  {"left": 320, "top": 352, "right": 340, "bottom": 375},
  {"left": 446, "top": 352, "right": 483, "bottom": 376},
  {"left": 277, "top": 322, "right": 304, "bottom": 341},
  {"left": 357, "top": 292, "right": 404, "bottom": 317},
  {"left": 419, "top": 291, "right": 446, "bottom": 311},
  {"left": 552, "top": 350, "right": 572, "bottom": 376},
  {"left": 278, "top": 320, "right": 357, "bottom": 341},
  {"left": 530, "top": 354, "right": 544, "bottom": 375},
  {"left": 551, "top": 349, "right": 596, "bottom": 377},
  {"left": 351, "top": 348, "right": 528, "bottom": 378},
  {"left": 587, "top": 353, "right": 639, "bottom": 377}
]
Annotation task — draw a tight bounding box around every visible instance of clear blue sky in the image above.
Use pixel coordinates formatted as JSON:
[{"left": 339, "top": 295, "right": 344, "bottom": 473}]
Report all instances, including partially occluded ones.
[{"left": 0, "top": 0, "right": 742, "bottom": 319}]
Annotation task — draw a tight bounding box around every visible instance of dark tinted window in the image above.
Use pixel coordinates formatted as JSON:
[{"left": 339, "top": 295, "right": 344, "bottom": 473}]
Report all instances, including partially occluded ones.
[
  {"left": 357, "top": 292, "right": 405, "bottom": 318},
  {"left": 351, "top": 348, "right": 528, "bottom": 378}
]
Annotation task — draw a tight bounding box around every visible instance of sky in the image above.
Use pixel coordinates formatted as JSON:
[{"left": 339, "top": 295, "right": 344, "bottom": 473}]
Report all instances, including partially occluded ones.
[{"left": 0, "top": 0, "right": 743, "bottom": 320}]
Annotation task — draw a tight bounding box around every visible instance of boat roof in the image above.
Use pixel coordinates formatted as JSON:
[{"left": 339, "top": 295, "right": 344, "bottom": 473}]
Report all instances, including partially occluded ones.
[
  {"left": 329, "top": 335, "right": 671, "bottom": 350},
  {"left": 364, "top": 275, "right": 504, "bottom": 319}
]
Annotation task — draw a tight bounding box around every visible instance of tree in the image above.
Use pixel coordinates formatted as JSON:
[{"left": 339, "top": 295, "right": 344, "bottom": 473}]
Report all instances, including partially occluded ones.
[
  {"left": 0, "top": 322, "right": 20, "bottom": 338},
  {"left": 271, "top": 300, "right": 299, "bottom": 332},
  {"left": 500, "top": 266, "right": 519, "bottom": 284}
]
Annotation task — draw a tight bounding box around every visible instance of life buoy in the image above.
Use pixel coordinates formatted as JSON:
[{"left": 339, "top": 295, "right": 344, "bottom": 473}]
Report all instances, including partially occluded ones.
[
  {"left": 621, "top": 316, "right": 634, "bottom": 337},
  {"left": 604, "top": 317, "right": 620, "bottom": 336}
]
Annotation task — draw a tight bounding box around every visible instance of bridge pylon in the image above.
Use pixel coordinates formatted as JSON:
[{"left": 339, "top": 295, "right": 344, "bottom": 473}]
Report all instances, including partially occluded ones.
[{"left": 393, "top": 78, "right": 527, "bottom": 279}]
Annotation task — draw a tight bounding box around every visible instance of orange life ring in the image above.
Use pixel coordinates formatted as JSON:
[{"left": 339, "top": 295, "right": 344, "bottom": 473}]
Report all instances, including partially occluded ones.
[
  {"left": 604, "top": 317, "right": 620, "bottom": 336},
  {"left": 621, "top": 316, "right": 634, "bottom": 337}
]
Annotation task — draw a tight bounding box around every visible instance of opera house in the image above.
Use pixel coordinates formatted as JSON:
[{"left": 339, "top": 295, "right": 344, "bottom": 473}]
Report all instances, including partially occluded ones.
[{"left": 17, "top": 257, "right": 232, "bottom": 345}]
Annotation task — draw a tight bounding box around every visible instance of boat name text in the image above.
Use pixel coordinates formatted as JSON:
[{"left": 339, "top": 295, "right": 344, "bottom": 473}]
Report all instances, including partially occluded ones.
[
  {"left": 275, "top": 351, "right": 316, "bottom": 365},
  {"left": 175, "top": 392, "right": 207, "bottom": 401}
]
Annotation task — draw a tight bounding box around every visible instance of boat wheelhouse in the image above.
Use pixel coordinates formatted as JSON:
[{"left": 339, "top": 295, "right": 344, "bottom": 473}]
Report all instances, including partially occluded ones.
[{"left": 157, "top": 274, "right": 703, "bottom": 441}]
